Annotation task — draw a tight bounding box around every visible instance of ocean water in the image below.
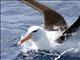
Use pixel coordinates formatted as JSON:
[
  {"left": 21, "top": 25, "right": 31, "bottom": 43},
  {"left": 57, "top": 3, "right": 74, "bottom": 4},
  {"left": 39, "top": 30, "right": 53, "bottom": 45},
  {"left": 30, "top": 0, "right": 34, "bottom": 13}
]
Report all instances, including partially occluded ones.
[{"left": 1, "top": 0, "right": 80, "bottom": 60}]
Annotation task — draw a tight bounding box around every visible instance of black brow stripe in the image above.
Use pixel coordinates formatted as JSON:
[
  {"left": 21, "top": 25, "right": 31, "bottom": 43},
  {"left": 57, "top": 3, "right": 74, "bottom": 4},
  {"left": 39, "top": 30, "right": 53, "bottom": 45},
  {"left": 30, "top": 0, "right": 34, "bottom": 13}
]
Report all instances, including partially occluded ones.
[{"left": 32, "top": 29, "right": 39, "bottom": 33}]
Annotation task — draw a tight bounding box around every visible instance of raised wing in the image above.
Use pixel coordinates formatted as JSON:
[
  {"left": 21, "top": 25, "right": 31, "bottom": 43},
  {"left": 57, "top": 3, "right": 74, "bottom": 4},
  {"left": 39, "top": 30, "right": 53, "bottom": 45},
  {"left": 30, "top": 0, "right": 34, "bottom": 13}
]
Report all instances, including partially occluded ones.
[
  {"left": 56, "top": 16, "right": 80, "bottom": 43},
  {"left": 20, "top": 0, "right": 67, "bottom": 31}
]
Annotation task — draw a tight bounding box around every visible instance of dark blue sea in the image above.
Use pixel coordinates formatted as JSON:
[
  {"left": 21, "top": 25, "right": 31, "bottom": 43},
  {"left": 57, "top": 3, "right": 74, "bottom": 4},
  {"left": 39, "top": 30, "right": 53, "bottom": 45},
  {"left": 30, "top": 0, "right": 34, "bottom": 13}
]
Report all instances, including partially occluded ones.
[{"left": 1, "top": 0, "right": 80, "bottom": 60}]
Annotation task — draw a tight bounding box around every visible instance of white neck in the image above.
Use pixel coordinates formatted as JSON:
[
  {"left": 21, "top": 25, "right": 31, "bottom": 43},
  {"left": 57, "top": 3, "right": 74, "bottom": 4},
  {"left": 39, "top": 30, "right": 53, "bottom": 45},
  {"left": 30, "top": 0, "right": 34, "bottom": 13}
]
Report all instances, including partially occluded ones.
[{"left": 32, "top": 30, "right": 52, "bottom": 50}]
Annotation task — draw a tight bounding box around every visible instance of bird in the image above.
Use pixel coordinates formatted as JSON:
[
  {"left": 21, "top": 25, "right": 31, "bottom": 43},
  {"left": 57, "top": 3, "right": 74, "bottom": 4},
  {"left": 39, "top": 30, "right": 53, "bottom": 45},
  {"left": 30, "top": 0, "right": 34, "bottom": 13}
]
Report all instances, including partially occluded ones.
[{"left": 18, "top": 0, "right": 80, "bottom": 52}]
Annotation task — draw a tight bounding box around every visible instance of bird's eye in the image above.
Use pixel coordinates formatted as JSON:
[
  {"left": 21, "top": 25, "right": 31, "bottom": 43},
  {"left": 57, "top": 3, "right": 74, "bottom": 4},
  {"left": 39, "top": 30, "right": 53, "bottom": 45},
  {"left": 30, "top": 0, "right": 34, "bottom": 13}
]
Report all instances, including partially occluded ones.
[{"left": 32, "top": 29, "right": 39, "bottom": 33}]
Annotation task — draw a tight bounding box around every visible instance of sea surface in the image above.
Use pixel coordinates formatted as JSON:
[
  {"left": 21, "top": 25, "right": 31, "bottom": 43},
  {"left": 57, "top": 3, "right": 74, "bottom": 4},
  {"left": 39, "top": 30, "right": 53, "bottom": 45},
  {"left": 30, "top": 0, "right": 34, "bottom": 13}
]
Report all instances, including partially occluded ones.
[{"left": 1, "top": 0, "right": 80, "bottom": 60}]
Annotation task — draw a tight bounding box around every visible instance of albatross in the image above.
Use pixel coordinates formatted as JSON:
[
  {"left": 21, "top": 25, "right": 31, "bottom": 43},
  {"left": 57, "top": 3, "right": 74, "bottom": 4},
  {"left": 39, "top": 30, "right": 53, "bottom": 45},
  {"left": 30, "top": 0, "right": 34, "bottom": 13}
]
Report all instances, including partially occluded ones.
[{"left": 18, "top": 0, "right": 80, "bottom": 51}]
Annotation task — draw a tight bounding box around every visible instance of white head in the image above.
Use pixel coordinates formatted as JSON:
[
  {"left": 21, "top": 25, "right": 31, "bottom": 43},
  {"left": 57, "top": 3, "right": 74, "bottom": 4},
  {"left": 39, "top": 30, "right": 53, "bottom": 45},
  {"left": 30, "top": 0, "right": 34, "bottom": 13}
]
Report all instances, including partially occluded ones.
[
  {"left": 19, "top": 26, "right": 46, "bottom": 44},
  {"left": 27, "top": 26, "right": 43, "bottom": 35},
  {"left": 27, "top": 26, "right": 46, "bottom": 41}
]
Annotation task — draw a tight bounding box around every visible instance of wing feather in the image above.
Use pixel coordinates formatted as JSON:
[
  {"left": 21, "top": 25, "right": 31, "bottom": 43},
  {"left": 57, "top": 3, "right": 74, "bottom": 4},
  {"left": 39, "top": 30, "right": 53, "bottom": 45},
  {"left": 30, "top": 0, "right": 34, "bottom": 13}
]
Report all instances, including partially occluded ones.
[
  {"left": 20, "top": 0, "right": 67, "bottom": 31},
  {"left": 56, "top": 16, "right": 80, "bottom": 43}
]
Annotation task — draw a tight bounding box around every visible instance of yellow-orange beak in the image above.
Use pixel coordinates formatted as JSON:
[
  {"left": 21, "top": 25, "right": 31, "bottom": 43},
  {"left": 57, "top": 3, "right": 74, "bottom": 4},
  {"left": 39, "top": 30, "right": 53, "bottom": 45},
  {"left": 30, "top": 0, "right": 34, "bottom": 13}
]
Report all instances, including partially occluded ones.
[{"left": 18, "top": 34, "right": 31, "bottom": 45}]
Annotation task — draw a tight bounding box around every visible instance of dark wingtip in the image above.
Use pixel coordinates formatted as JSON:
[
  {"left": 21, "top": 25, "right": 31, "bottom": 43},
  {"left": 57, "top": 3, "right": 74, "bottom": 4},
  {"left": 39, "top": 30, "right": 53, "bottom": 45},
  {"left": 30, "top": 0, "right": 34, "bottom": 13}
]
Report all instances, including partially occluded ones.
[{"left": 56, "top": 16, "right": 80, "bottom": 43}]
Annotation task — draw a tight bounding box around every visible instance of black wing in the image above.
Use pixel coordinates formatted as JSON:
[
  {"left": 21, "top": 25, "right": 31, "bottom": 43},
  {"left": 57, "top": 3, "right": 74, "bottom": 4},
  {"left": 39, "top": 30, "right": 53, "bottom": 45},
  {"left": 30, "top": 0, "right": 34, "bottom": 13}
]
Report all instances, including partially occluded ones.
[
  {"left": 56, "top": 16, "right": 80, "bottom": 43},
  {"left": 20, "top": 0, "right": 67, "bottom": 31}
]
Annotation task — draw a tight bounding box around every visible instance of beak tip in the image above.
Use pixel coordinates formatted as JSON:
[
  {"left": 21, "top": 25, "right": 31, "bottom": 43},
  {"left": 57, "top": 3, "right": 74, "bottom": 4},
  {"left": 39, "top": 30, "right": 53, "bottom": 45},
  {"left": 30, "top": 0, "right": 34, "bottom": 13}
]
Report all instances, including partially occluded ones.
[{"left": 18, "top": 41, "right": 22, "bottom": 45}]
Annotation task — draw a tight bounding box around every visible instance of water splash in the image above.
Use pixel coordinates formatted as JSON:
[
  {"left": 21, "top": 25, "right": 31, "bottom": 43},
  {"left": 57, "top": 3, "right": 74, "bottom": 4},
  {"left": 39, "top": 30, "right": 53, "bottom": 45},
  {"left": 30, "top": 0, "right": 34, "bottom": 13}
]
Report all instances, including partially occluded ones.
[
  {"left": 18, "top": 35, "right": 38, "bottom": 53},
  {"left": 54, "top": 48, "right": 79, "bottom": 60}
]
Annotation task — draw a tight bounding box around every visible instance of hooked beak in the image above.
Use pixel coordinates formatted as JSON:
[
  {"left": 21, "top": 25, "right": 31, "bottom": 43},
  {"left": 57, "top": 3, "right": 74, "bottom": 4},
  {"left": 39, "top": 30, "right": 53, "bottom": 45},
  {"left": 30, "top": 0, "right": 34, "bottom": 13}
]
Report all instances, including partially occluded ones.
[{"left": 18, "top": 34, "right": 31, "bottom": 45}]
